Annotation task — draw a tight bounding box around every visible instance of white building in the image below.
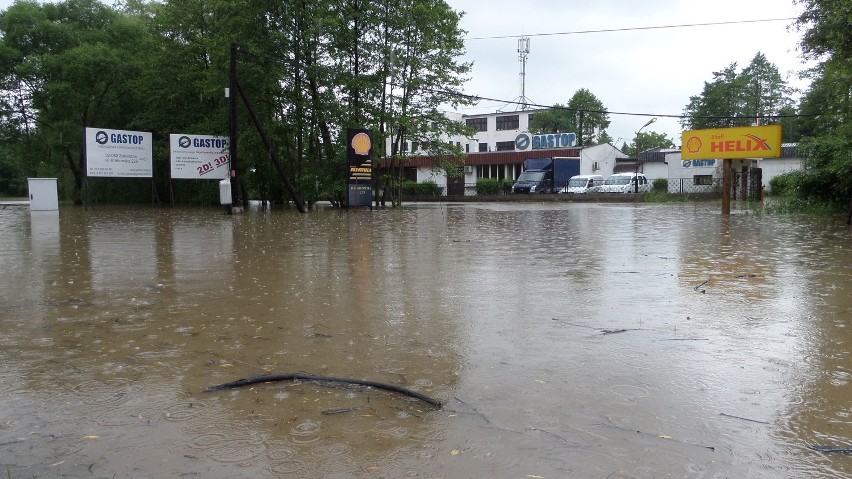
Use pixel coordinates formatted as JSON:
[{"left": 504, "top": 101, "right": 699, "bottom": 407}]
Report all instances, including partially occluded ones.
[
  {"left": 658, "top": 144, "right": 802, "bottom": 195},
  {"left": 387, "top": 109, "right": 625, "bottom": 195}
]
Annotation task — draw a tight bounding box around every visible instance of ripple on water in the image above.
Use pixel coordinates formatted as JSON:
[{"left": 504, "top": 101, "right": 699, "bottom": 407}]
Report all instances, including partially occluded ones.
[
  {"left": 371, "top": 421, "right": 410, "bottom": 440},
  {"left": 189, "top": 430, "right": 267, "bottom": 463},
  {"left": 266, "top": 440, "right": 311, "bottom": 477},
  {"left": 290, "top": 419, "right": 322, "bottom": 444},
  {"left": 163, "top": 400, "right": 214, "bottom": 422},
  {"left": 308, "top": 446, "right": 358, "bottom": 477},
  {"left": 609, "top": 384, "right": 652, "bottom": 402},
  {"left": 72, "top": 377, "right": 139, "bottom": 408}
]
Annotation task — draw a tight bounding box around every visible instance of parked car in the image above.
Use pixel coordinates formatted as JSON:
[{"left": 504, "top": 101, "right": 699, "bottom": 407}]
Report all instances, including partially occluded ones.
[
  {"left": 597, "top": 173, "right": 651, "bottom": 193},
  {"left": 559, "top": 175, "right": 603, "bottom": 194}
]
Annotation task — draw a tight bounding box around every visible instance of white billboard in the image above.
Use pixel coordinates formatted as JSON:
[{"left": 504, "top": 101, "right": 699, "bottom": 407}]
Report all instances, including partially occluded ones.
[
  {"left": 85, "top": 128, "right": 153, "bottom": 178},
  {"left": 170, "top": 134, "right": 230, "bottom": 180}
]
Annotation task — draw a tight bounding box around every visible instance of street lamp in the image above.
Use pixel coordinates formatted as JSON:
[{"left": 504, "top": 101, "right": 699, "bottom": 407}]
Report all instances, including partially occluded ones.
[{"left": 634, "top": 117, "right": 657, "bottom": 193}]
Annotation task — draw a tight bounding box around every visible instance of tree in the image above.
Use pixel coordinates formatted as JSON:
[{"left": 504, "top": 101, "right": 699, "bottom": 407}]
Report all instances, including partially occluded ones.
[
  {"left": 529, "top": 88, "right": 610, "bottom": 145},
  {"left": 569, "top": 88, "right": 610, "bottom": 145},
  {"left": 789, "top": 0, "right": 852, "bottom": 206},
  {"left": 622, "top": 131, "right": 675, "bottom": 157},
  {"left": 0, "top": 0, "right": 473, "bottom": 207},
  {"left": 0, "top": 0, "right": 149, "bottom": 204},
  {"left": 528, "top": 103, "right": 572, "bottom": 134},
  {"left": 681, "top": 52, "right": 795, "bottom": 136}
]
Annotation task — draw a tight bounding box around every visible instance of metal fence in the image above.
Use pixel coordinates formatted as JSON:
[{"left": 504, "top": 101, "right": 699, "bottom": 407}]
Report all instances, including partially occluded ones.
[
  {"left": 404, "top": 175, "right": 762, "bottom": 200},
  {"left": 664, "top": 178, "right": 722, "bottom": 195}
]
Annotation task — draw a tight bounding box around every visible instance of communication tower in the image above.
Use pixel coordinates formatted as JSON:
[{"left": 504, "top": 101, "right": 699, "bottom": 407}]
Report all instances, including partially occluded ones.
[{"left": 517, "top": 36, "right": 531, "bottom": 111}]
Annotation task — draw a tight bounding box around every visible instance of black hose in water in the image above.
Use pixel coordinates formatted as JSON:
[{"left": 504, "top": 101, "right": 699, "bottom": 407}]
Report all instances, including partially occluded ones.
[{"left": 205, "top": 373, "right": 442, "bottom": 409}]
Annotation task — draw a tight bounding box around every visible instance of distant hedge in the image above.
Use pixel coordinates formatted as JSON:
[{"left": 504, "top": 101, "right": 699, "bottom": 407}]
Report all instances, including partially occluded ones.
[
  {"left": 476, "top": 178, "right": 513, "bottom": 195},
  {"left": 401, "top": 180, "right": 443, "bottom": 196}
]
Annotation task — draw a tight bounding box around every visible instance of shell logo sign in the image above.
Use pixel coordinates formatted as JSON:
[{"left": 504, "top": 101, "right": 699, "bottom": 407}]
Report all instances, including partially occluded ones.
[
  {"left": 347, "top": 128, "right": 373, "bottom": 183},
  {"left": 681, "top": 125, "right": 782, "bottom": 160},
  {"left": 351, "top": 132, "right": 372, "bottom": 155}
]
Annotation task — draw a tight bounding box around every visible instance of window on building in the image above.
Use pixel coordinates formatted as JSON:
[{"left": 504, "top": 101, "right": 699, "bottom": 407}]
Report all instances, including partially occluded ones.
[
  {"left": 402, "top": 141, "right": 408, "bottom": 152},
  {"left": 526, "top": 113, "right": 534, "bottom": 127},
  {"left": 403, "top": 168, "right": 417, "bottom": 182},
  {"left": 694, "top": 175, "right": 713, "bottom": 186},
  {"left": 465, "top": 144, "right": 470, "bottom": 153},
  {"left": 411, "top": 141, "right": 418, "bottom": 152},
  {"left": 495, "top": 141, "right": 515, "bottom": 151},
  {"left": 466, "top": 117, "right": 487, "bottom": 132},
  {"left": 478, "top": 143, "right": 488, "bottom": 152},
  {"left": 496, "top": 115, "right": 519, "bottom": 131}
]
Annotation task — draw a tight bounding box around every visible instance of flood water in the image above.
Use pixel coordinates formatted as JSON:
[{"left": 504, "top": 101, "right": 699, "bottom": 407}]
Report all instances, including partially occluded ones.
[{"left": 1, "top": 202, "right": 851, "bottom": 478}]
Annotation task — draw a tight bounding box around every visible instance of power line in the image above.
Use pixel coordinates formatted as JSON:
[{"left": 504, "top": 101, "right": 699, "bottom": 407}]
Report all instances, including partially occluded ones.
[
  {"left": 465, "top": 18, "right": 796, "bottom": 41},
  {"left": 413, "top": 85, "right": 824, "bottom": 120}
]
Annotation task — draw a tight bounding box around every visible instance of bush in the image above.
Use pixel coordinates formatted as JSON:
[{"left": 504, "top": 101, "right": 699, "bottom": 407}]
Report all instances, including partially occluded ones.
[
  {"left": 768, "top": 171, "right": 799, "bottom": 197},
  {"left": 475, "top": 178, "right": 502, "bottom": 195},
  {"left": 401, "top": 180, "right": 442, "bottom": 196},
  {"left": 651, "top": 178, "right": 668, "bottom": 193}
]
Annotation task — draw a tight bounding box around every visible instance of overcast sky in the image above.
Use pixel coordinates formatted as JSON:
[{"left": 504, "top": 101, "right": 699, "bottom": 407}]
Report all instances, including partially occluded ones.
[
  {"left": 0, "top": 0, "right": 810, "bottom": 148},
  {"left": 446, "top": 0, "right": 810, "bottom": 148}
]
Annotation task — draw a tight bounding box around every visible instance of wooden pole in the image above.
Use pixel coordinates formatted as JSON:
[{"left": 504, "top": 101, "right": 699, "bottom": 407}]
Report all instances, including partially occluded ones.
[{"left": 722, "top": 158, "right": 732, "bottom": 215}]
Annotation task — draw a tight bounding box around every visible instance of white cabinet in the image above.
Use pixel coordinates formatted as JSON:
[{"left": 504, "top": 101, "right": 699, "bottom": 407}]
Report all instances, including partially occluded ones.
[{"left": 28, "top": 178, "right": 59, "bottom": 211}]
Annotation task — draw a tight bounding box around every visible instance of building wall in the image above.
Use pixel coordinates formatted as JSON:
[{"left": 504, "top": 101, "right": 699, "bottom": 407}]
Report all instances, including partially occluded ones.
[
  {"left": 416, "top": 167, "right": 448, "bottom": 190},
  {"left": 664, "top": 152, "right": 803, "bottom": 194},
  {"left": 579, "top": 143, "right": 625, "bottom": 177},
  {"left": 462, "top": 111, "right": 537, "bottom": 153},
  {"left": 756, "top": 158, "right": 802, "bottom": 192},
  {"left": 641, "top": 162, "right": 669, "bottom": 181}
]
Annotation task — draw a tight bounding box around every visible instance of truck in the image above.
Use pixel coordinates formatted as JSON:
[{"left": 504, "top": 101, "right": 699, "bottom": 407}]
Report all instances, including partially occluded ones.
[{"left": 512, "top": 157, "right": 581, "bottom": 194}]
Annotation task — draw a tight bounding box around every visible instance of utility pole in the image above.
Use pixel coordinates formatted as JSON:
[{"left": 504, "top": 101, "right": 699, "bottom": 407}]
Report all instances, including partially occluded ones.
[
  {"left": 634, "top": 117, "right": 656, "bottom": 193},
  {"left": 228, "top": 42, "right": 240, "bottom": 213}
]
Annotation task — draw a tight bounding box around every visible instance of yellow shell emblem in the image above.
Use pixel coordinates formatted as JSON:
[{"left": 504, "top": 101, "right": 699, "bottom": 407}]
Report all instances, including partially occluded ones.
[
  {"left": 686, "top": 136, "right": 702, "bottom": 153},
  {"left": 351, "top": 132, "right": 372, "bottom": 155}
]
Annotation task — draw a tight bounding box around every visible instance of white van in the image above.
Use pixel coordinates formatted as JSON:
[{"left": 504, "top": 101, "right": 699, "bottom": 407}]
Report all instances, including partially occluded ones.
[
  {"left": 597, "top": 173, "right": 651, "bottom": 193},
  {"left": 559, "top": 175, "right": 603, "bottom": 194}
]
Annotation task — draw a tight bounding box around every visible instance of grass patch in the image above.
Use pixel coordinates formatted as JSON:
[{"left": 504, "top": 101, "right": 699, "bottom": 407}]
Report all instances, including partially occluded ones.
[
  {"left": 759, "top": 197, "right": 847, "bottom": 215},
  {"left": 643, "top": 191, "right": 689, "bottom": 203}
]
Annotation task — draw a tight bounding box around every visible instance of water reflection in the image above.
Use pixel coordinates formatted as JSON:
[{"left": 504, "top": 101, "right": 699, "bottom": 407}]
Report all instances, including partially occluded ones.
[{"left": 0, "top": 203, "right": 850, "bottom": 478}]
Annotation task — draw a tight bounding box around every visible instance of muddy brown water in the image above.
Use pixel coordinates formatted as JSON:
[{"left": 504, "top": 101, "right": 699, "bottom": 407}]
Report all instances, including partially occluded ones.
[{"left": 1, "top": 202, "right": 851, "bottom": 478}]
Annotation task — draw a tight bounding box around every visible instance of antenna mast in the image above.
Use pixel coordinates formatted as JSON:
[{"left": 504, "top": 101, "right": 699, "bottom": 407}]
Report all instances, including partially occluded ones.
[{"left": 517, "top": 36, "right": 530, "bottom": 111}]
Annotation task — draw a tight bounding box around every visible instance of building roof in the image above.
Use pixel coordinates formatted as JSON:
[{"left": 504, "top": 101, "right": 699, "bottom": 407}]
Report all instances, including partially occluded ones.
[
  {"left": 638, "top": 148, "right": 680, "bottom": 163},
  {"left": 399, "top": 147, "right": 581, "bottom": 168},
  {"left": 635, "top": 144, "right": 801, "bottom": 163}
]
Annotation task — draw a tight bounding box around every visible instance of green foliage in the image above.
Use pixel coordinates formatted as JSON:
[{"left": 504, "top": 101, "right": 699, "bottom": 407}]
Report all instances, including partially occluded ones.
[
  {"left": 529, "top": 88, "right": 610, "bottom": 145},
  {"left": 762, "top": 196, "right": 846, "bottom": 215},
  {"left": 681, "top": 52, "right": 795, "bottom": 138},
  {"left": 0, "top": 0, "right": 472, "bottom": 207},
  {"left": 795, "top": 0, "right": 852, "bottom": 61},
  {"left": 475, "top": 178, "right": 502, "bottom": 195},
  {"left": 0, "top": 156, "right": 26, "bottom": 196},
  {"left": 768, "top": 171, "right": 796, "bottom": 197},
  {"left": 785, "top": 1, "right": 852, "bottom": 209},
  {"left": 643, "top": 190, "right": 688, "bottom": 203},
  {"left": 794, "top": 134, "right": 852, "bottom": 204},
  {"left": 651, "top": 178, "right": 668, "bottom": 193},
  {"left": 623, "top": 131, "right": 675, "bottom": 157},
  {"left": 401, "top": 180, "right": 442, "bottom": 196}
]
